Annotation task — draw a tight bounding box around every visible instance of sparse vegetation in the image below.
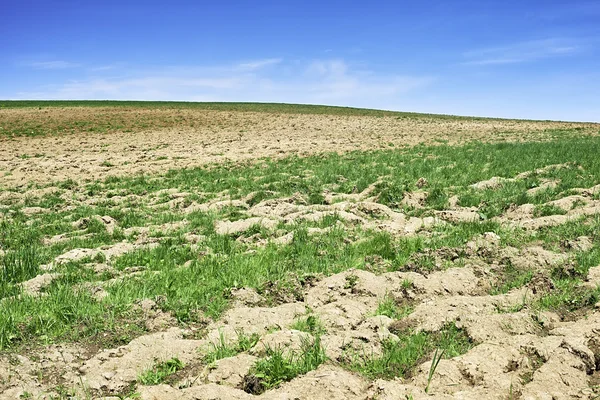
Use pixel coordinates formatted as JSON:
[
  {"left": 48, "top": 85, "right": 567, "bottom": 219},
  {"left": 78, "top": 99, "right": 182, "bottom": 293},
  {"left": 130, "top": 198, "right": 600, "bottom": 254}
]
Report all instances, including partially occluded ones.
[{"left": 536, "top": 279, "right": 600, "bottom": 315}]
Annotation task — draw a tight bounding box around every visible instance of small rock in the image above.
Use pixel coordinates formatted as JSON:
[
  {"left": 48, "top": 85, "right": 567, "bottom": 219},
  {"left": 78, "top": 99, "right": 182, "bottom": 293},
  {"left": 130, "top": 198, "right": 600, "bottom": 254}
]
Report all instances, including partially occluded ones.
[
  {"left": 205, "top": 353, "right": 258, "bottom": 387},
  {"left": 215, "top": 217, "right": 278, "bottom": 235},
  {"left": 400, "top": 191, "right": 428, "bottom": 208},
  {"left": 55, "top": 248, "right": 100, "bottom": 264},
  {"left": 72, "top": 215, "right": 118, "bottom": 234},
  {"left": 586, "top": 266, "right": 600, "bottom": 287},
  {"left": 93, "top": 263, "right": 115, "bottom": 274},
  {"left": 272, "top": 232, "right": 294, "bottom": 245},
  {"left": 103, "top": 371, "right": 115, "bottom": 380},
  {"left": 448, "top": 195, "right": 460, "bottom": 208}
]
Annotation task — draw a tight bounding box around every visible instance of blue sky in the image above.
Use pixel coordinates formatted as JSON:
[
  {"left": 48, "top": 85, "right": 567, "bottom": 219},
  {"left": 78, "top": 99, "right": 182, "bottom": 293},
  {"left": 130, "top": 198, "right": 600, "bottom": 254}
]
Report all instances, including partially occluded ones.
[{"left": 2, "top": 0, "right": 599, "bottom": 121}]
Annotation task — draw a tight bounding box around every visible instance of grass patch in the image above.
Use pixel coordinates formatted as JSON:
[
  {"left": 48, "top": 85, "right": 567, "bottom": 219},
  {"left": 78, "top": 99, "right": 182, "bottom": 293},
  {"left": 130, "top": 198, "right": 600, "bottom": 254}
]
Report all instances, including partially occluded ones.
[
  {"left": 1, "top": 246, "right": 42, "bottom": 298},
  {"left": 375, "top": 295, "right": 413, "bottom": 320},
  {"left": 290, "top": 314, "right": 326, "bottom": 336},
  {"left": 533, "top": 204, "right": 568, "bottom": 218},
  {"left": 77, "top": 136, "right": 600, "bottom": 216},
  {"left": 242, "top": 336, "right": 327, "bottom": 394},
  {"left": 138, "top": 357, "right": 184, "bottom": 385},
  {"left": 0, "top": 285, "right": 147, "bottom": 350},
  {"left": 535, "top": 279, "right": 600, "bottom": 316},
  {"left": 490, "top": 262, "right": 534, "bottom": 295},
  {"left": 347, "top": 323, "right": 473, "bottom": 380},
  {"left": 534, "top": 215, "right": 600, "bottom": 250},
  {"left": 203, "top": 331, "right": 260, "bottom": 364}
]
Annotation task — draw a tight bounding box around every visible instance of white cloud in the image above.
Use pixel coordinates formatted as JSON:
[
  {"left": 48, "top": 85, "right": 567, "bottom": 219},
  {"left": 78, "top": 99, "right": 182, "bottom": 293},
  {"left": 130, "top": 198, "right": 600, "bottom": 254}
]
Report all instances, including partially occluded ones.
[
  {"left": 25, "top": 60, "right": 82, "bottom": 69},
  {"left": 14, "top": 59, "right": 434, "bottom": 110},
  {"left": 462, "top": 38, "right": 583, "bottom": 66},
  {"left": 296, "top": 59, "right": 433, "bottom": 104}
]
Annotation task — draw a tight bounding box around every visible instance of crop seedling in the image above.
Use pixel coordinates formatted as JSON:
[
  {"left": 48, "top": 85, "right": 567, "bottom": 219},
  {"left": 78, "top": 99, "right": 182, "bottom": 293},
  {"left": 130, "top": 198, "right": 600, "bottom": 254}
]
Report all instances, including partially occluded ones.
[{"left": 425, "top": 348, "right": 445, "bottom": 393}]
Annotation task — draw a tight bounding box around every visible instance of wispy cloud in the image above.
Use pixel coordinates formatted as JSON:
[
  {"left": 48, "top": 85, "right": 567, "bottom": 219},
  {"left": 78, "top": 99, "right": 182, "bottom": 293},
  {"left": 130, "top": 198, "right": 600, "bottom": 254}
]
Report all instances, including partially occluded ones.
[
  {"left": 300, "top": 59, "right": 433, "bottom": 102},
  {"left": 14, "top": 58, "right": 434, "bottom": 110},
  {"left": 24, "top": 60, "right": 82, "bottom": 69},
  {"left": 88, "top": 63, "right": 124, "bottom": 72},
  {"left": 462, "top": 38, "right": 583, "bottom": 66},
  {"left": 236, "top": 58, "right": 282, "bottom": 70}
]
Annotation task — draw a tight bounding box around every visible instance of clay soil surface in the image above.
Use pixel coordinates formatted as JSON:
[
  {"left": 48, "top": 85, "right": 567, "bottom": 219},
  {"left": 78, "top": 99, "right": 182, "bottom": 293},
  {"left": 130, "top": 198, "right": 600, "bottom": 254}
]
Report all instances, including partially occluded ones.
[{"left": 1, "top": 103, "right": 600, "bottom": 399}]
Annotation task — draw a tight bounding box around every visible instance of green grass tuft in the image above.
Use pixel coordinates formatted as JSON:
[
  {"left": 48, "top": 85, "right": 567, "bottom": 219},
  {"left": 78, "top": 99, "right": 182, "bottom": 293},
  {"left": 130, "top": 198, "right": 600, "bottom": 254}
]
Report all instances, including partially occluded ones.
[
  {"left": 203, "top": 331, "right": 260, "bottom": 364},
  {"left": 243, "top": 336, "right": 327, "bottom": 394},
  {"left": 375, "top": 295, "right": 413, "bottom": 320},
  {"left": 536, "top": 279, "right": 600, "bottom": 314},
  {"left": 291, "top": 315, "right": 326, "bottom": 336},
  {"left": 533, "top": 204, "right": 567, "bottom": 218},
  {"left": 348, "top": 323, "right": 473, "bottom": 380},
  {"left": 490, "top": 262, "right": 534, "bottom": 295},
  {"left": 138, "top": 357, "right": 184, "bottom": 385}
]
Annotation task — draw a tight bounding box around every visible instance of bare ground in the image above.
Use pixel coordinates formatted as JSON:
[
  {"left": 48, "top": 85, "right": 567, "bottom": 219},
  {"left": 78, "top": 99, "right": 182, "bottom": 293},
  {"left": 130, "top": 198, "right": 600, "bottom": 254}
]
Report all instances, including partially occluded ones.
[{"left": 1, "top": 107, "right": 597, "bottom": 188}]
